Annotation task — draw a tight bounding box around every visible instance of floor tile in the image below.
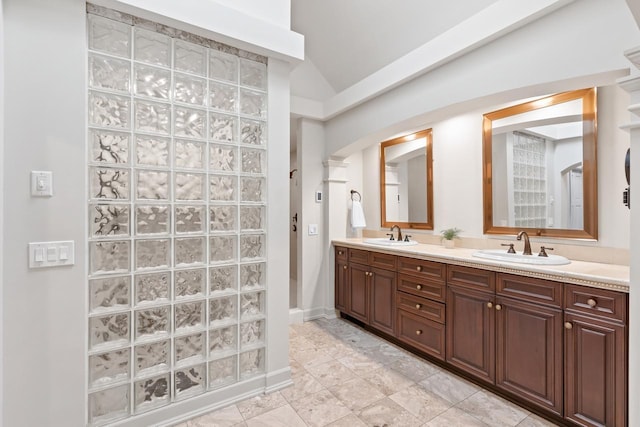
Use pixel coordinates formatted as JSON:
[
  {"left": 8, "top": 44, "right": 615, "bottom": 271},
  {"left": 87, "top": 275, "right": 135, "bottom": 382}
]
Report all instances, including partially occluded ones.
[
  {"left": 178, "top": 404, "right": 244, "bottom": 427},
  {"left": 280, "top": 372, "right": 325, "bottom": 403},
  {"left": 325, "top": 413, "right": 368, "bottom": 427},
  {"left": 245, "top": 404, "right": 307, "bottom": 427},
  {"left": 328, "top": 377, "right": 386, "bottom": 410},
  {"left": 424, "top": 407, "right": 490, "bottom": 426},
  {"left": 236, "top": 391, "right": 288, "bottom": 420},
  {"left": 356, "top": 397, "right": 423, "bottom": 427},
  {"left": 418, "top": 370, "right": 479, "bottom": 404},
  {"left": 289, "top": 389, "right": 352, "bottom": 427},
  {"left": 291, "top": 346, "right": 334, "bottom": 367},
  {"left": 388, "top": 384, "right": 452, "bottom": 421},
  {"left": 387, "top": 355, "right": 440, "bottom": 381},
  {"left": 338, "top": 353, "right": 385, "bottom": 376},
  {"left": 305, "top": 358, "right": 358, "bottom": 387},
  {"left": 516, "top": 414, "right": 560, "bottom": 426},
  {"left": 456, "top": 390, "right": 530, "bottom": 427},
  {"left": 361, "top": 366, "right": 414, "bottom": 395}
]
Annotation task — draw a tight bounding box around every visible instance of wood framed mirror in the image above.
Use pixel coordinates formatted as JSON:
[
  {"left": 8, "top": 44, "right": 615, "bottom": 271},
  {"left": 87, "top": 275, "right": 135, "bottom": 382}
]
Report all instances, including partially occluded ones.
[
  {"left": 380, "top": 128, "right": 434, "bottom": 230},
  {"left": 482, "top": 87, "right": 597, "bottom": 239}
]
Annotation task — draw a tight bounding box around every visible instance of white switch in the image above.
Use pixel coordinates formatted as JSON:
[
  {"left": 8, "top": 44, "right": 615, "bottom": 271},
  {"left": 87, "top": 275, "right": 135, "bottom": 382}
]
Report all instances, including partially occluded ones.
[
  {"left": 29, "top": 241, "right": 74, "bottom": 268},
  {"left": 34, "top": 247, "right": 45, "bottom": 262},
  {"left": 59, "top": 246, "right": 69, "bottom": 260},
  {"left": 308, "top": 224, "right": 318, "bottom": 235},
  {"left": 31, "top": 171, "right": 53, "bottom": 197},
  {"left": 46, "top": 247, "right": 57, "bottom": 262}
]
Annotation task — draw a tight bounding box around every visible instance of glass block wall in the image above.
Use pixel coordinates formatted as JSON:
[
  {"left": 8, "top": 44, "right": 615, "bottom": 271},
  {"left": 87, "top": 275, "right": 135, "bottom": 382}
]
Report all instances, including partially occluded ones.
[
  {"left": 511, "top": 131, "right": 547, "bottom": 228},
  {"left": 86, "top": 8, "right": 268, "bottom": 425}
]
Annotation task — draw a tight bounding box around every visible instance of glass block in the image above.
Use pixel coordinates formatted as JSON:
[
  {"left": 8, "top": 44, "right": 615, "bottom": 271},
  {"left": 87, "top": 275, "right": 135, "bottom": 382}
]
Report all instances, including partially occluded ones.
[
  {"left": 175, "top": 301, "right": 205, "bottom": 331},
  {"left": 89, "top": 54, "right": 130, "bottom": 92},
  {"left": 174, "top": 73, "right": 206, "bottom": 106},
  {"left": 174, "top": 40, "right": 206, "bottom": 76},
  {"left": 210, "top": 205, "right": 237, "bottom": 232},
  {"left": 240, "top": 348, "right": 264, "bottom": 379},
  {"left": 240, "top": 319, "right": 265, "bottom": 348},
  {"left": 134, "top": 64, "right": 170, "bottom": 100},
  {"left": 209, "top": 50, "right": 238, "bottom": 83},
  {"left": 240, "top": 206, "right": 265, "bottom": 231},
  {"left": 135, "top": 339, "right": 169, "bottom": 375},
  {"left": 209, "top": 113, "right": 237, "bottom": 142},
  {"left": 134, "top": 100, "right": 171, "bottom": 135},
  {"left": 175, "top": 364, "right": 205, "bottom": 400},
  {"left": 175, "top": 173, "right": 204, "bottom": 201},
  {"left": 90, "top": 167, "right": 129, "bottom": 200},
  {"left": 89, "top": 348, "right": 130, "bottom": 387},
  {"left": 89, "top": 91, "right": 130, "bottom": 129},
  {"left": 240, "top": 119, "right": 266, "bottom": 146},
  {"left": 134, "top": 373, "right": 170, "bottom": 414},
  {"left": 135, "top": 306, "right": 170, "bottom": 340},
  {"left": 135, "top": 135, "right": 169, "bottom": 167},
  {"left": 90, "top": 240, "right": 130, "bottom": 275},
  {"left": 89, "top": 276, "right": 131, "bottom": 313},
  {"left": 210, "top": 175, "right": 237, "bottom": 201},
  {"left": 134, "top": 27, "right": 171, "bottom": 67},
  {"left": 209, "top": 296, "right": 236, "bottom": 325},
  {"left": 175, "top": 237, "right": 205, "bottom": 266},
  {"left": 175, "top": 332, "right": 205, "bottom": 364},
  {"left": 174, "top": 107, "right": 205, "bottom": 139},
  {"left": 135, "top": 239, "right": 170, "bottom": 270},
  {"left": 136, "top": 170, "right": 169, "bottom": 200},
  {"left": 209, "top": 326, "right": 237, "bottom": 356},
  {"left": 241, "top": 177, "right": 265, "bottom": 202},
  {"left": 135, "top": 272, "right": 170, "bottom": 305},
  {"left": 209, "top": 144, "right": 237, "bottom": 172},
  {"left": 175, "top": 205, "right": 205, "bottom": 234},
  {"left": 240, "top": 58, "right": 267, "bottom": 90},
  {"left": 240, "top": 234, "right": 265, "bottom": 261},
  {"left": 88, "top": 15, "right": 131, "bottom": 58},
  {"left": 240, "top": 88, "right": 267, "bottom": 119},
  {"left": 174, "top": 140, "right": 204, "bottom": 169},
  {"left": 209, "top": 356, "right": 237, "bottom": 390},
  {"left": 209, "top": 235, "right": 237, "bottom": 264},
  {"left": 209, "top": 81, "right": 237, "bottom": 113},
  {"left": 241, "top": 148, "right": 265, "bottom": 174},
  {"left": 240, "top": 263, "right": 265, "bottom": 291},
  {"left": 88, "top": 384, "right": 130, "bottom": 425},
  {"left": 240, "top": 292, "right": 264, "bottom": 320},
  {"left": 90, "top": 204, "right": 129, "bottom": 237},
  {"left": 135, "top": 205, "right": 169, "bottom": 235},
  {"left": 89, "top": 312, "right": 130, "bottom": 349},
  {"left": 210, "top": 265, "right": 237, "bottom": 294},
  {"left": 174, "top": 268, "right": 205, "bottom": 298},
  {"left": 89, "top": 130, "right": 130, "bottom": 164}
]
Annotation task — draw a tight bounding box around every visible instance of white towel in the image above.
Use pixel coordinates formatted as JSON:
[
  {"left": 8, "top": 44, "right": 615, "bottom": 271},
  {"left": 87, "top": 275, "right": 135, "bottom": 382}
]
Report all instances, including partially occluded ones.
[{"left": 351, "top": 200, "right": 367, "bottom": 228}]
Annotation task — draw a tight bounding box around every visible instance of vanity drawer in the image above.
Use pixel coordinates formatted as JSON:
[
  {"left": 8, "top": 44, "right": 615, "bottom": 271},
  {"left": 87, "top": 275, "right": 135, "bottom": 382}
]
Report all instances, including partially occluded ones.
[
  {"left": 447, "top": 265, "right": 495, "bottom": 292},
  {"left": 397, "top": 274, "right": 445, "bottom": 302},
  {"left": 397, "top": 257, "right": 446, "bottom": 281},
  {"left": 335, "top": 246, "right": 348, "bottom": 262},
  {"left": 497, "top": 273, "right": 562, "bottom": 308},
  {"left": 396, "top": 292, "right": 445, "bottom": 323},
  {"left": 370, "top": 251, "right": 397, "bottom": 271},
  {"left": 348, "top": 248, "right": 370, "bottom": 265},
  {"left": 396, "top": 309, "right": 445, "bottom": 360},
  {"left": 564, "top": 284, "right": 627, "bottom": 323}
]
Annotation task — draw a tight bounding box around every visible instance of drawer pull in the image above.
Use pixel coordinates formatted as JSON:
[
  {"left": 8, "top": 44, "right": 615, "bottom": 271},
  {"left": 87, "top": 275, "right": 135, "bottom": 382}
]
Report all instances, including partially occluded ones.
[
  {"left": 338, "top": 250, "right": 343, "bottom": 255},
  {"left": 487, "top": 302, "right": 493, "bottom": 309},
  {"left": 416, "top": 266, "right": 423, "bottom": 272},
  {"left": 415, "top": 303, "right": 422, "bottom": 309},
  {"left": 495, "top": 304, "right": 502, "bottom": 311},
  {"left": 587, "top": 298, "right": 597, "bottom": 308},
  {"left": 416, "top": 330, "right": 423, "bottom": 335},
  {"left": 565, "top": 322, "right": 573, "bottom": 330},
  {"left": 343, "top": 265, "right": 347, "bottom": 270},
  {"left": 416, "top": 284, "right": 422, "bottom": 290}
]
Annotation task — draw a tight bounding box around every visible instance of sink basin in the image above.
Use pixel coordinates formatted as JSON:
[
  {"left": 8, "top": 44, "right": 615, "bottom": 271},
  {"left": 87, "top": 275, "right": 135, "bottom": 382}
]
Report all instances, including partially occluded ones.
[
  {"left": 473, "top": 249, "right": 570, "bottom": 265},
  {"left": 363, "top": 238, "right": 419, "bottom": 247}
]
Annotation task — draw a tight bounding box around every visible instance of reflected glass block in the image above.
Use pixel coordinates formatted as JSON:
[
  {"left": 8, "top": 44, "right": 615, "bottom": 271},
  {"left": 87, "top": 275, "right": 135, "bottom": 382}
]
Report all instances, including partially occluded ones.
[
  {"left": 209, "top": 356, "right": 237, "bottom": 390},
  {"left": 135, "top": 239, "right": 170, "bottom": 270},
  {"left": 240, "top": 234, "right": 265, "bottom": 260},
  {"left": 174, "top": 268, "right": 205, "bottom": 298},
  {"left": 90, "top": 204, "right": 129, "bottom": 237},
  {"left": 134, "top": 100, "right": 170, "bottom": 135},
  {"left": 134, "top": 373, "right": 170, "bottom": 414},
  {"left": 90, "top": 240, "right": 130, "bottom": 274},
  {"left": 134, "top": 64, "right": 170, "bottom": 100},
  {"left": 89, "top": 130, "right": 130, "bottom": 164},
  {"left": 89, "top": 54, "right": 130, "bottom": 92},
  {"left": 88, "top": 15, "right": 131, "bottom": 58},
  {"left": 240, "top": 320, "right": 265, "bottom": 348},
  {"left": 209, "top": 175, "right": 237, "bottom": 202},
  {"left": 175, "top": 205, "right": 205, "bottom": 234},
  {"left": 90, "top": 167, "right": 129, "bottom": 200},
  {"left": 209, "top": 235, "right": 237, "bottom": 264},
  {"left": 89, "top": 312, "right": 130, "bottom": 349},
  {"left": 240, "top": 348, "right": 264, "bottom": 379},
  {"left": 89, "top": 348, "right": 130, "bottom": 386},
  {"left": 209, "top": 144, "right": 237, "bottom": 172},
  {"left": 240, "top": 89, "right": 266, "bottom": 119},
  {"left": 210, "top": 50, "right": 238, "bottom": 83},
  {"left": 175, "top": 173, "right": 204, "bottom": 201},
  {"left": 135, "top": 135, "right": 169, "bottom": 167},
  {"left": 135, "top": 205, "right": 169, "bottom": 235},
  {"left": 175, "top": 237, "right": 205, "bottom": 266},
  {"left": 210, "top": 205, "right": 236, "bottom": 232},
  {"left": 240, "top": 119, "right": 266, "bottom": 146},
  {"left": 209, "top": 296, "right": 236, "bottom": 325},
  {"left": 240, "top": 206, "right": 265, "bottom": 231},
  {"left": 209, "top": 81, "right": 237, "bottom": 113},
  {"left": 175, "top": 107, "right": 205, "bottom": 139},
  {"left": 175, "top": 301, "right": 205, "bottom": 331},
  {"left": 134, "top": 27, "right": 171, "bottom": 67},
  {"left": 209, "top": 326, "right": 237, "bottom": 356},
  {"left": 135, "top": 306, "right": 170, "bottom": 340},
  {"left": 135, "top": 272, "right": 170, "bottom": 305},
  {"left": 241, "top": 148, "right": 265, "bottom": 174},
  {"left": 88, "top": 384, "right": 130, "bottom": 425},
  {"left": 174, "top": 40, "right": 206, "bottom": 76},
  {"left": 240, "top": 263, "right": 265, "bottom": 291},
  {"left": 136, "top": 170, "right": 169, "bottom": 200},
  {"left": 210, "top": 265, "right": 237, "bottom": 294},
  {"left": 174, "top": 140, "right": 204, "bottom": 169},
  {"left": 89, "top": 91, "right": 130, "bottom": 129},
  {"left": 240, "top": 292, "right": 264, "bottom": 320},
  {"left": 134, "top": 339, "right": 169, "bottom": 375},
  {"left": 209, "top": 113, "right": 237, "bottom": 142},
  {"left": 89, "top": 276, "right": 131, "bottom": 313},
  {"left": 174, "top": 73, "right": 206, "bottom": 106},
  {"left": 240, "top": 59, "right": 267, "bottom": 90},
  {"left": 241, "top": 177, "right": 265, "bottom": 202},
  {"left": 175, "top": 364, "right": 205, "bottom": 400},
  {"left": 175, "top": 332, "right": 205, "bottom": 364}
]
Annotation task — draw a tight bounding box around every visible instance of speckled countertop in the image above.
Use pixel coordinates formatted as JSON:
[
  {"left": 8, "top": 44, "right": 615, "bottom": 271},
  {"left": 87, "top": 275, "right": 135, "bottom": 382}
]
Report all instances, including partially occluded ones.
[{"left": 332, "top": 238, "right": 630, "bottom": 293}]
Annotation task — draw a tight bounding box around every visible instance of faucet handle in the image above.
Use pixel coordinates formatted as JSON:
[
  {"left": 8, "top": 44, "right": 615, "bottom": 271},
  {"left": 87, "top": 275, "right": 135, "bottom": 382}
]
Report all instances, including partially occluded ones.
[
  {"left": 386, "top": 233, "right": 395, "bottom": 241},
  {"left": 538, "top": 246, "right": 553, "bottom": 257},
  {"left": 501, "top": 243, "right": 516, "bottom": 254},
  {"left": 404, "top": 235, "right": 412, "bottom": 242}
]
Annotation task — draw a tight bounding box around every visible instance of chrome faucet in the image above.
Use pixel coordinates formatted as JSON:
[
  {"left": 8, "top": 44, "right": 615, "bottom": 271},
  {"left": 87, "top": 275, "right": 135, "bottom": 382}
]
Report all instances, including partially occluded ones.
[
  {"left": 516, "top": 231, "right": 532, "bottom": 255},
  {"left": 390, "top": 225, "right": 403, "bottom": 242}
]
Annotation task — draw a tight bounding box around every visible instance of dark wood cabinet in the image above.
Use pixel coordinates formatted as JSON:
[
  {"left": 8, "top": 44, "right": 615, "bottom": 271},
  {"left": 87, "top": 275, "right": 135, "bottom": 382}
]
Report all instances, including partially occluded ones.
[
  {"left": 335, "top": 259, "right": 349, "bottom": 312},
  {"left": 369, "top": 267, "right": 396, "bottom": 335},
  {"left": 348, "top": 262, "right": 369, "bottom": 323}
]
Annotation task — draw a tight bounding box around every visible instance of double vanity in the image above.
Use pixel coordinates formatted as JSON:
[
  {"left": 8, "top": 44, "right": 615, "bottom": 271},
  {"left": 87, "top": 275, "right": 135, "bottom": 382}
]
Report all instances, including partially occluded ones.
[{"left": 333, "top": 238, "right": 628, "bottom": 426}]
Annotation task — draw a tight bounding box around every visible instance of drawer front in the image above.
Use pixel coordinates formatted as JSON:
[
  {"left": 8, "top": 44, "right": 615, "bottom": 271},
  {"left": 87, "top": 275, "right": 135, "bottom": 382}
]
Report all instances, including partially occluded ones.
[
  {"left": 349, "top": 248, "right": 369, "bottom": 265},
  {"left": 564, "top": 284, "right": 627, "bottom": 323},
  {"left": 370, "top": 251, "right": 397, "bottom": 270},
  {"left": 335, "top": 246, "right": 348, "bottom": 262},
  {"left": 397, "top": 257, "right": 446, "bottom": 281},
  {"left": 496, "top": 273, "right": 562, "bottom": 308},
  {"left": 397, "top": 274, "right": 445, "bottom": 302},
  {"left": 396, "top": 309, "right": 445, "bottom": 360},
  {"left": 396, "top": 292, "right": 445, "bottom": 323},
  {"left": 447, "top": 265, "right": 495, "bottom": 292}
]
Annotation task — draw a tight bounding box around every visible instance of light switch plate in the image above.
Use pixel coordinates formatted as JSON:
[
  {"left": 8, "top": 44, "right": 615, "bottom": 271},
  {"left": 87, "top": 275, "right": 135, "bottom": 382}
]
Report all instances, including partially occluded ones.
[
  {"left": 29, "top": 241, "right": 74, "bottom": 268},
  {"left": 308, "top": 224, "right": 318, "bottom": 235},
  {"left": 31, "top": 171, "right": 53, "bottom": 197}
]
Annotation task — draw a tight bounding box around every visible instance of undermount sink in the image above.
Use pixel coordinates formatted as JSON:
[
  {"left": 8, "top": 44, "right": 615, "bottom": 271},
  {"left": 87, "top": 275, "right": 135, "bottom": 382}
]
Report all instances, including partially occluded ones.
[
  {"left": 473, "top": 249, "right": 570, "bottom": 265},
  {"left": 363, "top": 238, "right": 419, "bottom": 247}
]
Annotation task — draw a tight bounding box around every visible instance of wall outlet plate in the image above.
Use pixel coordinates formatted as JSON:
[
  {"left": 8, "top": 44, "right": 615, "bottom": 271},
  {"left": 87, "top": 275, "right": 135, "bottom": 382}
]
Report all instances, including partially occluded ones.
[{"left": 315, "top": 191, "right": 322, "bottom": 203}]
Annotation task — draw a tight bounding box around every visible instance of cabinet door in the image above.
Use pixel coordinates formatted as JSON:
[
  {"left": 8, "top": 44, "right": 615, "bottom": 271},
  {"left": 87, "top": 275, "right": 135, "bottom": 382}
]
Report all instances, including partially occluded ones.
[
  {"left": 446, "top": 285, "right": 495, "bottom": 383},
  {"left": 565, "top": 313, "right": 627, "bottom": 427},
  {"left": 369, "top": 267, "right": 396, "bottom": 335},
  {"left": 348, "top": 263, "right": 369, "bottom": 323},
  {"left": 495, "top": 297, "right": 563, "bottom": 415},
  {"left": 335, "top": 259, "right": 349, "bottom": 312}
]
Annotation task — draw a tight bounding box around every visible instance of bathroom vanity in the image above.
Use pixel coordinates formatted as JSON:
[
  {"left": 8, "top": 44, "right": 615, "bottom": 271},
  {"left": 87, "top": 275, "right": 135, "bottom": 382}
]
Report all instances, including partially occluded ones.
[{"left": 333, "top": 239, "right": 629, "bottom": 427}]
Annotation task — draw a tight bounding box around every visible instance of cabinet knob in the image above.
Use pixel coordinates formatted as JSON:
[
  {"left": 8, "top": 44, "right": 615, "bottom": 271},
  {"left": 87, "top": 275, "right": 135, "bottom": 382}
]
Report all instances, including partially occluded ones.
[
  {"left": 495, "top": 304, "right": 502, "bottom": 311},
  {"left": 343, "top": 265, "right": 347, "bottom": 270},
  {"left": 416, "top": 284, "right": 422, "bottom": 290},
  {"left": 338, "top": 251, "right": 343, "bottom": 255},
  {"left": 370, "top": 273, "right": 374, "bottom": 278},
  {"left": 487, "top": 302, "right": 493, "bottom": 309},
  {"left": 565, "top": 322, "right": 573, "bottom": 330},
  {"left": 416, "top": 266, "right": 423, "bottom": 272},
  {"left": 415, "top": 303, "right": 422, "bottom": 309},
  {"left": 416, "top": 330, "right": 423, "bottom": 335},
  {"left": 587, "top": 298, "right": 597, "bottom": 308},
  {"left": 365, "top": 272, "right": 370, "bottom": 276}
]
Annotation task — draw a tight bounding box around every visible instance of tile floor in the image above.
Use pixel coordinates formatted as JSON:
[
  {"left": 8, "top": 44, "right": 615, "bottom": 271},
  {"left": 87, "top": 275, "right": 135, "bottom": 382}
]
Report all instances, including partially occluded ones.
[{"left": 176, "top": 318, "right": 559, "bottom": 426}]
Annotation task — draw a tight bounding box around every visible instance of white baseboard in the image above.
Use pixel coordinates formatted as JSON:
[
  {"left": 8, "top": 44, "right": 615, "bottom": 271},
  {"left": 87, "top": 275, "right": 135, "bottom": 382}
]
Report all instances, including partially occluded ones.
[
  {"left": 265, "top": 367, "right": 293, "bottom": 393},
  {"left": 303, "top": 307, "right": 326, "bottom": 321},
  {"left": 289, "top": 308, "right": 304, "bottom": 324}
]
